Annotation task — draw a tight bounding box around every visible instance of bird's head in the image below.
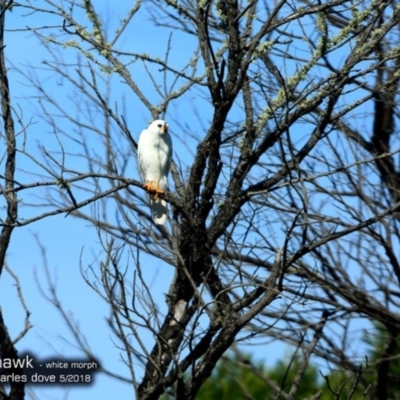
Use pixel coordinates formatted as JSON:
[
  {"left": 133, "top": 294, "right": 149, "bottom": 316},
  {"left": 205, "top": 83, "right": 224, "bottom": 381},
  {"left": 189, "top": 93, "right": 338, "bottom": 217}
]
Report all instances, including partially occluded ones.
[{"left": 149, "top": 119, "right": 168, "bottom": 134}]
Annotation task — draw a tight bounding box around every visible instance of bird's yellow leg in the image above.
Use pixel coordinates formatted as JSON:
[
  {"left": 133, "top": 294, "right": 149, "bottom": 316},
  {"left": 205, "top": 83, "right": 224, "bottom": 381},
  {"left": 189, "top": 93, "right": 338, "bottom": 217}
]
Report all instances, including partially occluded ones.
[{"left": 143, "top": 181, "right": 165, "bottom": 198}]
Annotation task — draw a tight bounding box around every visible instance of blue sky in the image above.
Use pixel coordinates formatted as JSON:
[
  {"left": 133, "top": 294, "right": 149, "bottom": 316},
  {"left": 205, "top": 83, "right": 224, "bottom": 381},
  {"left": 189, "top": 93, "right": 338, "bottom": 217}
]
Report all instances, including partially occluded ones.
[
  {"left": 0, "top": 1, "right": 389, "bottom": 399},
  {"left": 1, "top": 1, "right": 240, "bottom": 398},
  {"left": 1, "top": 3, "right": 182, "bottom": 399}
]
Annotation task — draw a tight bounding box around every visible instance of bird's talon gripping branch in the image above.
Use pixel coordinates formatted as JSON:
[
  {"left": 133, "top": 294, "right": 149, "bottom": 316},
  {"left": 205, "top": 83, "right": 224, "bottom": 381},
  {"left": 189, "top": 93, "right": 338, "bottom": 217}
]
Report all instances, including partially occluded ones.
[
  {"left": 152, "top": 189, "right": 164, "bottom": 199},
  {"left": 143, "top": 182, "right": 155, "bottom": 192},
  {"left": 143, "top": 182, "right": 165, "bottom": 199}
]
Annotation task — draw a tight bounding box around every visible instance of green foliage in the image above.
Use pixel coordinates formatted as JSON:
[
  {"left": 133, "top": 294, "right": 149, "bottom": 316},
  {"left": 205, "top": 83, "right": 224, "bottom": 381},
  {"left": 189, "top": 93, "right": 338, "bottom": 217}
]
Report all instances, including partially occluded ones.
[
  {"left": 191, "top": 324, "right": 400, "bottom": 399},
  {"left": 362, "top": 323, "right": 400, "bottom": 397},
  {"left": 196, "top": 356, "right": 270, "bottom": 399},
  {"left": 195, "top": 353, "right": 322, "bottom": 400},
  {"left": 161, "top": 325, "right": 400, "bottom": 399},
  {"left": 194, "top": 348, "right": 376, "bottom": 399},
  {"left": 268, "top": 358, "right": 321, "bottom": 398},
  {"left": 318, "top": 370, "right": 366, "bottom": 400}
]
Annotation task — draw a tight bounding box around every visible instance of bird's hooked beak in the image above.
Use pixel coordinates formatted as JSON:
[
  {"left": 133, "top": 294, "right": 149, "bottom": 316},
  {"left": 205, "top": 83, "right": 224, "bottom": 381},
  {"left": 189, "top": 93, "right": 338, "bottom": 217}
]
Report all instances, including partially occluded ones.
[{"left": 161, "top": 123, "right": 168, "bottom": 133}]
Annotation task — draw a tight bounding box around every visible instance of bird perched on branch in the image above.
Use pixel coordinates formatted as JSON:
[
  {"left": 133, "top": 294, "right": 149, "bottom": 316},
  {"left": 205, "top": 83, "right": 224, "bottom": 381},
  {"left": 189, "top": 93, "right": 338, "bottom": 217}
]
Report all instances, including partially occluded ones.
[{"left": 137, "top": 119, "right": 173, "bottom": 225}]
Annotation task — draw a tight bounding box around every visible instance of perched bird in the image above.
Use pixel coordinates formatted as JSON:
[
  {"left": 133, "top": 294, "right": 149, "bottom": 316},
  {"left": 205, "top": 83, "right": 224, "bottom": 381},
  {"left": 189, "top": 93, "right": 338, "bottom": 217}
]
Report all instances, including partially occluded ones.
[{"left": 137, "top": 119, "right": 173, "bottom": 225}]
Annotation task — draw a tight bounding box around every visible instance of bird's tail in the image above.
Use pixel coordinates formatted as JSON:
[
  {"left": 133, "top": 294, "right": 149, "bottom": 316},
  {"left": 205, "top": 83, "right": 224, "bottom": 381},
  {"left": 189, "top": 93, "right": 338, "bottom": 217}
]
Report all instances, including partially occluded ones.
[{"left": 151, "top": 198, "right": 168, "bottom": 225}]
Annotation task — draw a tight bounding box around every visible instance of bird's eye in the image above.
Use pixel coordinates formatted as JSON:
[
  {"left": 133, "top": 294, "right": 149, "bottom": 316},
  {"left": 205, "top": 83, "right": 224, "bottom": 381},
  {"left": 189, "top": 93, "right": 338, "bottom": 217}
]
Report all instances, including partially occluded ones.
[{"left": 157, "top": 124, "right": 162, "bottom": 128}]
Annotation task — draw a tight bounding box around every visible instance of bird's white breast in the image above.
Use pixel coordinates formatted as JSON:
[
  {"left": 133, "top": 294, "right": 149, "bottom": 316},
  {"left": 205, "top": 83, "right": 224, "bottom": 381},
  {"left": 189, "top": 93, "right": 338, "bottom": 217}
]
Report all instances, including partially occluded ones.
[{"left": 138, "top": 129, "right": 172, "bottom": 185}]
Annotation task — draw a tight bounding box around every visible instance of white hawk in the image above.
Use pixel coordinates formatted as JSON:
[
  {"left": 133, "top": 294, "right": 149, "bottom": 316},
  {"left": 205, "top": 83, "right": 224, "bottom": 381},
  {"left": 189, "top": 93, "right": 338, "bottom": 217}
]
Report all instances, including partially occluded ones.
[{"left": 137, "top": 119, "right": 173, "bottom": 225}]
